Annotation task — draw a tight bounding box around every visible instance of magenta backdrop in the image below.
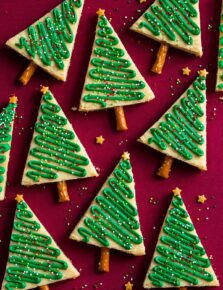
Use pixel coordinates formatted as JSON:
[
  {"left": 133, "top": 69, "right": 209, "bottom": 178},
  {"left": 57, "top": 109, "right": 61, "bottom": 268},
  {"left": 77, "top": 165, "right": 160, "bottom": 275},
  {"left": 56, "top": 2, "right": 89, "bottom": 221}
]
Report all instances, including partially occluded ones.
[{"left": 0, "top": 0, "right": 223, "bottom": 289}]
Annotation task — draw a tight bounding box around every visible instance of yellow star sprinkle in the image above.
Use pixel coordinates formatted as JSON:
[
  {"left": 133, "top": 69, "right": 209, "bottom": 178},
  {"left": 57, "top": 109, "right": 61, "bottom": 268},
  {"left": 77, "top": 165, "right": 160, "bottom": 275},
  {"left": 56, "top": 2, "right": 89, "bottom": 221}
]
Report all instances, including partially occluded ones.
[
  {"left": 172, "top": 187, "right": 182, "bottom": 196},
  {"left": 96, "top": 8, "right": 105, "bottom": 17},
  {"left": 40, "top": 86, "right": 49, "bottom": 94},
  {"left": 197, "top": 194, "right": 207, "bottom": 204},
  {"left": 15, "top": 194, "right": 24, "bottom": 203},
  {"left": 140, "top": 0, "right": 147, "bottom": 3},
  {"left": 198, "top": 69, "right": 209, "bottom": 77},
  {"left": 96, "top": 135, "right": 105, "bottom": 145},
  {"left": 125, "top": 281, "right": 133, "bottom": 290},
  {"left": 9, "top": 95, "right": 18, "bottom": 104},
  {"left": 182, "top": 67, "right": 191, "bottom": 76},
  {"left": 122, "top": 151, "right": 130, "bottom": 160}
]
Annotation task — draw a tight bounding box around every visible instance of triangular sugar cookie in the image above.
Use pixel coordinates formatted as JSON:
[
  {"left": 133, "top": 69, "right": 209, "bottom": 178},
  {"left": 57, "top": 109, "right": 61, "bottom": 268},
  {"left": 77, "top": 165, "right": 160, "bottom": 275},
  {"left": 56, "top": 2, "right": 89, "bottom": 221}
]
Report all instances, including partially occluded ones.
[
  {"left": 0, "top": 96, "right": 17, "bottom": 201},
  {"left": 143, "top": 190, "right": 219, "bottom": 288},
  {"left": 1, "top": 195, "right": 79, "bottom": 290},
  {"left": 70, "top": 155, "right": 145, "bottom": 256},
  {"left": 6, "top": 0, "right": 84, "bottom": 81},
  {"left": 216, "top": 2, "right": 223, "bottom": 91},
  {"left": 139, "top": 73, "right": 207, "bottom": 170},
  {"left": 131, "top": 0, "right": 202, "bottom": 57},
  {"left": 79, "top": 11, "right": 155, "bottom": 111},
  {"left": 22, "top": 87, "right": 98, "bottom": 186}
]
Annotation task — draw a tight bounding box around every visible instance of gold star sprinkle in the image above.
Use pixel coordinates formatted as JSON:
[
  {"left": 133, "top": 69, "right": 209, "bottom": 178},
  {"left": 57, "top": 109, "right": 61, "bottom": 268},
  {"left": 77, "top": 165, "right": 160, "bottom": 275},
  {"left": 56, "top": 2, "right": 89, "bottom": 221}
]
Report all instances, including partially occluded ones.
[
  {"left": 139, "top": 0, "right": 147, "bottom": 3},
  {"left": 40, "top": 86, "right": 49, "bottom": 94},
  {"left": 96, "top": 8, "right": 105, "bottom": 17},
  {"left": 122, "top": 151, "right": 130, "bottom": 160},
  {"left": 15, "top": 194, "right": 23, "bottom": 203},
  {"left": 125, "top": 281, "right": 133, "bottom": 290},
  {"left": 172, "top": 187, "right": 182, "bottom": 196},
  {"left": 197, "top": 194, "right": 207, "bottom": 204},
  {"left": 198, "top": 69, "right": 209, "bottom": 77},
  {"left": 9, "top": 95, "right": 18, "bottom": 104},
  {"left": 182, "top": 67, "right": 191, "bottom": 76},
  {"left": 96, "top": 135, "right": 105, "bottom": 145}
]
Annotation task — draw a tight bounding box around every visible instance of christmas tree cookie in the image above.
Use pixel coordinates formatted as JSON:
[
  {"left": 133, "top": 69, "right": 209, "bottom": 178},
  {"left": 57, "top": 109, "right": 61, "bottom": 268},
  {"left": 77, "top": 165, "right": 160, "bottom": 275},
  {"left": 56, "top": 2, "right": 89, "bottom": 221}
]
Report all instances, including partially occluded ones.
[
  {"left": 0, "top": 96, "right": 17, "bottom": 201},
  {"left": 139, "top": 71, "right": 208, "bottom": 178},
  {"left": 131, "top": 0, "right": 202, "bottom": 74},
  {"left": 1, "top": 195, "right": 79, "bottom": 290},
  {"left": 79, "top": 9, "right": 155, "bottom": 131},
  {"left": 143, "top": 188, "right": 219, "bottom": 288},
  {"left": 22, "top": 86, "right": 98, "bottom": 202},
  {"left": 70, "top": 153, "right": 145, "bottom": 272},
  {"left": 6, "top": 0, "right": 84, "bottom": 84},
  {"left": 216, "top": 2, "right": 223, "bottom": 92}
]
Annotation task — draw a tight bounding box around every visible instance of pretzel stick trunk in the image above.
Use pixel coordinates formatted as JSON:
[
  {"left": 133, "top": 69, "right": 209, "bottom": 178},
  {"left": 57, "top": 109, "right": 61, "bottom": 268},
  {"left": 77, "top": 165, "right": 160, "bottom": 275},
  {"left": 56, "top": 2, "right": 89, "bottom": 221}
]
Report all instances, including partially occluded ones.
[
  {"left": 57, "top": 181, "right": 70, "bottom": 203},
  {"left": 157, "top": 155, "right": 174, "bottom": 179},
  {"left": 19, "top": 61, "right": 38, "bottom": 85},
  {"left": 151, "top": 43, "right": 169, "bottom": 74},
  {"left": 98, "top": 247, "right": 110, "bottom": 272},
  {"left": 179, "top": 287, "right": 187, "bottom": 290},
  {"left": 114, "top": 106, "right": 128, "bottom": 131},
  {"left": 39, "top": 285, "right": 50, "bottom": 290}
]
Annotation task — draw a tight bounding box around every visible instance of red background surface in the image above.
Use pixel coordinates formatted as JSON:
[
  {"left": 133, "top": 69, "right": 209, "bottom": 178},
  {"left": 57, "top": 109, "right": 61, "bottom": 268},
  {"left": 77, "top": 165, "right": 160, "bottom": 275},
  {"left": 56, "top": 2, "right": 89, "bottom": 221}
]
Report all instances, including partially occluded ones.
[{"left": 0, "top": 0, "right": 222, "bottom": 289}]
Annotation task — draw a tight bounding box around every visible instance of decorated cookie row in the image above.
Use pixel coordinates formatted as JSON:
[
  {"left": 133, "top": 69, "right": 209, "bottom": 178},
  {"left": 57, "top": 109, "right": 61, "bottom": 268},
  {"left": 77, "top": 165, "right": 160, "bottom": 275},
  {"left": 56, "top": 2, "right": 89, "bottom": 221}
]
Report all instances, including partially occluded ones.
[
  {"left": 0, "top": 70, "right": 207, "bottom": 203},
  {"left": 1, "top": 183, "right": 219, "bottom": 289}
]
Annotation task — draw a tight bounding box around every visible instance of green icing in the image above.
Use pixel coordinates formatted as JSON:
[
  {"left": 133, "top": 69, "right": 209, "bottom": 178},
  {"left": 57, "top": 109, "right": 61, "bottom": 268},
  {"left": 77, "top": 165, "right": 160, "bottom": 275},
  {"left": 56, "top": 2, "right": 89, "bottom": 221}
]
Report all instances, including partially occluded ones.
[
  {"left": 5, "top": 200, "right": 68, "bottom": 290},
  {"left": 148, "top": 75, "right": 206, "bottom": 160},
  {"left": 83, "top": 15, "right": 146, "bottom": 108},
  {"left": 217, "top": 13, "right": 223, "bottom": 89},
  {"left": 77, "top": 159, "right": 143, "bottom": 250},
  {"left": 0, "top": 102, "right": 17, "bottom": 193},
  {"left": 148, "top": 195, "right": 214, "bottom": 287},
  {"left": 26, "top": 91, "right": 90, "bottom": 182},
  {"left": 138, "top": 0, "right": 200, "bottom": 45},
  {"left": 16, "top": 0, "right": 82, "bottom": 70}
]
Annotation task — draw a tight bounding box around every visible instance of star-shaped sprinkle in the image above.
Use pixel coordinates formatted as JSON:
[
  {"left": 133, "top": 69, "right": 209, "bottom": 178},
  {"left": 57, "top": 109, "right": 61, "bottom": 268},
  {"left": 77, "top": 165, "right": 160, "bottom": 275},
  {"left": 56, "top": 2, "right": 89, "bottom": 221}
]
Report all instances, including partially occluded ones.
[
  {"left": 182, "top": 66, "right": 191, "bottom": 76},
  {"left": 122, "top": 151, "right": 130, "bottom": 160},
  {"left": 172, "top": 187, "right": 182, "bottom": 196},
  {"left": 15, "top": 194, "right": 23, "bottom": 203},
  {"left": 139, "top": 0, "right": 147, "bottom": 3},
  {"left": 96, "top": 8, "right": 105, "bottom": 17},
  {"left": 9, "top": 95, "right": 18, "bottom": 104},
  {"left": 40, "top": 86, "right": 49, "bottom": 94},
  {"left": 197, "top": 194, "right": 207, "bottom": 204},
  {"left": 125, "top": 281, "right": 133, "bottom": 290},
  {"left": 198, "top": 69, "right": 209, "bottom": 77},
  {"left": 96, "top": 135, "right": 105, "bottom": 145}
]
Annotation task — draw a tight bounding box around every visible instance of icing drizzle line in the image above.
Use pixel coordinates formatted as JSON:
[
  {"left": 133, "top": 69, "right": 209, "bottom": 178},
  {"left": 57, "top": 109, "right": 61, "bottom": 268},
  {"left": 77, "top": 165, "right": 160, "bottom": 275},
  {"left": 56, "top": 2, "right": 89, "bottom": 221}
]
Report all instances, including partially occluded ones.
[
  {"left": 77, "top": 160, "right": 143, "bottom": 249},
  {"left": 5, "top": 200, "right": 68, "bottom": 289},
  {"left": 148, "top": 195, "right": 214, "bottom": 287},
  {"left": 148, "top": 76, "right": 206, "bottom": 160},
  {"left": 0, "top": 102, "right": 17, "bottom": 193},
  {"left": 138, "top": 0, "right": 200, "bottom": 45},
  {"left": 16, "top": 0, "right": 82, "bottom": 70},
  {"left": 83, "top": 15, "right": 146, "bottom": 108},
  {"left": 26, "top": 91, "right": 89, "bottom": 182},
  {"left": 217, "top": 12, "right": 223, "bottom": 90}
]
